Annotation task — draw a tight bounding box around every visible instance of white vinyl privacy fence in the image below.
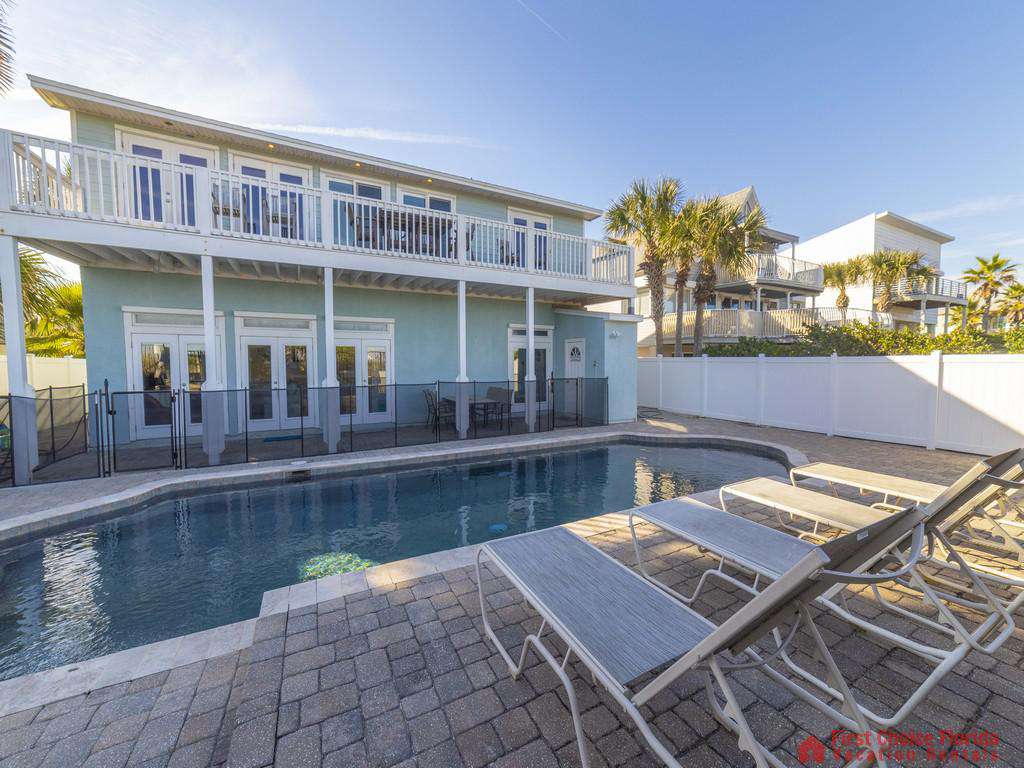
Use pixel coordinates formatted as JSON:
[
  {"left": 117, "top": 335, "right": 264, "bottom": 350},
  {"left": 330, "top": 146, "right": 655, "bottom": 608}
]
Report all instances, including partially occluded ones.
[
  {"left": 0, "top": 355, "right": 88, "bottom": 394},
  {"left": 638, "top": 352, "right": 1024, "bottom": 455}
]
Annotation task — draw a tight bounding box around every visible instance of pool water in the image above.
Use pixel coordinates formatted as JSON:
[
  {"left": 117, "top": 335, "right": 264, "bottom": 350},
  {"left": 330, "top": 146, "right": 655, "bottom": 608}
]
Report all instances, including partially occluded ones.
[{"left": 0, "top": 443, "right": 786, "bottom": 681}]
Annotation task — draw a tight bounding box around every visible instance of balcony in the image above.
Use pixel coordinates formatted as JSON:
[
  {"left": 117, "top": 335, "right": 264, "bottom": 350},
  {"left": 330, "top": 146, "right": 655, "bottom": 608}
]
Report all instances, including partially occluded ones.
[
  {"left": 716, "top": 253, "right": 824, "bottom": 292},
  {"left": 640, "top": 307, "right": 892, "bottom": 347},
  {"left": 0, "top": 131, "right": 633, "bottom": 292},
  {"left": 877, "top": 276, "right": 968, "bottom": 306}
]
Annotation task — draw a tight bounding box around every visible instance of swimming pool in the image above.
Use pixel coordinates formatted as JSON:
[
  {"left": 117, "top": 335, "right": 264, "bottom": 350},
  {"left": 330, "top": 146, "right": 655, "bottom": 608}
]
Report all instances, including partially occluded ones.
[{"left": 0, "top": 441, "right": 787, "bottom": 681}]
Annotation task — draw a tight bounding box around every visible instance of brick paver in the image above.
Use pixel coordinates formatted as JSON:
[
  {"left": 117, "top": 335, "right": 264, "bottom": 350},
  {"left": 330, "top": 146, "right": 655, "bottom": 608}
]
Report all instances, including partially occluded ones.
[{"left": 0, "top": 423, "right": 1016, "bottom": 767}]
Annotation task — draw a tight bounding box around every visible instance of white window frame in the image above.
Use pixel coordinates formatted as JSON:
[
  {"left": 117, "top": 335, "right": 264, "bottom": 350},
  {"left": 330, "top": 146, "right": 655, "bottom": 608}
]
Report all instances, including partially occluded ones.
[
  {"left": 228, "top": 152, "right": 312, "bottom": 186},
  {"left": 115, "top": 126, "right": 219, "bottom": 167},
  {"left": 508, "top": 207, "right": 553, "bottom": 230},
  {"left": 397, "top": 185, "right": 456, "bottom": 213},
  {"left": 322, "top": 171, "right": 391, "bottom": 201}
]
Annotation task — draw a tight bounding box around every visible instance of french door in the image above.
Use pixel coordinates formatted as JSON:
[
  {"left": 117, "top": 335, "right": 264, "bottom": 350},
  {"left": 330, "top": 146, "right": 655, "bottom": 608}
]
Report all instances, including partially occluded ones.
[
  {"left": 130, "top": 334, "right": 212, "bottom": 439},
  {"left": 508, "top": 331, "right": 552, "bottom": 413},
  {"left": 121, "top": 132, "right": 215, "bottom": 227},
  {"left": 240, "top": 337, "right": 316, "bottom": 431},
  {"left": 334, "top": 338, "right": 393, "bottom": 424}
]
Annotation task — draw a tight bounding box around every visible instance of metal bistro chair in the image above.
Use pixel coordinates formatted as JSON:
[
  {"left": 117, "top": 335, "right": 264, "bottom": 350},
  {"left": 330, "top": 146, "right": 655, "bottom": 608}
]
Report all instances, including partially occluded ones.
[{"left": 423, "top": 389, "right": 454, "bottom": 431}]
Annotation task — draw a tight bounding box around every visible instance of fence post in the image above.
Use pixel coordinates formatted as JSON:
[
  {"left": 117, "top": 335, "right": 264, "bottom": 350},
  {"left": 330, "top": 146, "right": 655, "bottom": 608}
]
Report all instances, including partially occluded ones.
[
  {"left": 927, "top": 350, "right": 943, "bottom": 450},
  {"left": 827, "top": 353, "right": 838, "bottom": 437},
  {"left": 756, "top": 354, "right": 766, "bottom": 426},
  {"left": 194, "top": 167, "right": 213, "bottom": 235},
  {"left": 656, "top": 354, "right": 664, "bottom": 410},
  {"left": 700, "top": 354, "right": 709, "bottom": 417}
]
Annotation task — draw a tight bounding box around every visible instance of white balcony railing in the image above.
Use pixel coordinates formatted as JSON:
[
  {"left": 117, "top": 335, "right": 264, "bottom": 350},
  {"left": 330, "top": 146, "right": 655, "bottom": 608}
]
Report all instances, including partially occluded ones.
[
  {"left": 655, "top": 306, "right": 892, "bottom": 342},
  {"left": 879, "top": 276, "right": 968, "bottom": 301},
  {"left": 1, "top": 131, "right": 633, "bottom": 286},
  {"left": 718, "top": 253, "right": 824, "bottom": 289}
]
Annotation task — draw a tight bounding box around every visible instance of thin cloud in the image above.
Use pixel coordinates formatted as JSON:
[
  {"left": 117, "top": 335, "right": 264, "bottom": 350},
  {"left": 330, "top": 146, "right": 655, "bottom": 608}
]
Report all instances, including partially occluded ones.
[
  {"left": 251, "top": 123, "right": 497, "bottom": 150},
  {"left": 910, "top": 194, "right": 1024, "bottom": 223},
  {"left": 513, "top": 0, "right": 568, "bottom": 41}
]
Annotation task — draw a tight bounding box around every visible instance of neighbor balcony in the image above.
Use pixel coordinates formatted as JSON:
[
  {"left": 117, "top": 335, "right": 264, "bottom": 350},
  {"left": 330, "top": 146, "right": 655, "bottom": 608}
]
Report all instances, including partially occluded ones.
[
  {"left": 877, "top": 276, "right": 968, "bottom": 307},
  {"left": 641, "top": 306, "right": 892, "bottom": 347},
  {"left": 715, "top": 252, "right": 825, "bottom": 293},
  {"left": 0, "top": 131, "right": 633, "bottom": 293}
]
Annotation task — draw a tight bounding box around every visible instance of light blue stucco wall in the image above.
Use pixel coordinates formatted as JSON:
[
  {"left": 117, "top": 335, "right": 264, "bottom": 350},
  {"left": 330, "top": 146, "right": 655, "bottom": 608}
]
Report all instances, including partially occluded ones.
[
  {"left": 69, "top": 113, "right": 589, "bottom": 236},
  {"left": 551, "top": 311, "right": 638, "bottom": 423},
  {"left": 82, "top": 268, "right": 561, "bottom": 392}
]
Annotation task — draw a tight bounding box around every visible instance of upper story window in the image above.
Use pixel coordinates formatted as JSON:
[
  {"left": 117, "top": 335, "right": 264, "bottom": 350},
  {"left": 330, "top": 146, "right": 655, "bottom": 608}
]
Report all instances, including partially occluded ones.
[
  {"left": 398, "top": 186, "right": 454, "bottom": 213},
  {"left": 231, "top": 154, "right": 310, "bottom": 186},
  {"left": 325, "top": 174, "right": 387, "bottom": 201}
]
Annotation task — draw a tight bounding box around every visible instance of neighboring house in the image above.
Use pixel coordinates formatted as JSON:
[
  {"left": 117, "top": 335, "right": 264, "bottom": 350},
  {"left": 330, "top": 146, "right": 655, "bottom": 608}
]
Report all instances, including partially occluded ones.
[
  {"left": 0, "top": 76, "right": 637, "bottom": 482},
  {"left": 795, "top": 211, "right": 966, "bottom": 333},
  {"left": 593, "top": 186, "right": 826, "bottom": 356}
]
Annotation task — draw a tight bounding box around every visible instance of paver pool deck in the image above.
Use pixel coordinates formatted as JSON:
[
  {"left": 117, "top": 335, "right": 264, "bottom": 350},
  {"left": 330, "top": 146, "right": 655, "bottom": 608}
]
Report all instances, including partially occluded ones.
[{"left": 0, "top": 415, "right": 1019, "bottom": 768}]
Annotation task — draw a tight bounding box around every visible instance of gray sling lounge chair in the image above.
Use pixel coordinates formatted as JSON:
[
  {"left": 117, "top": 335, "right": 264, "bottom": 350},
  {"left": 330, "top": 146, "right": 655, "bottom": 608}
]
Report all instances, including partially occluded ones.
[{"left": 478, "top": 507, "right": 928, "bottom": 768}]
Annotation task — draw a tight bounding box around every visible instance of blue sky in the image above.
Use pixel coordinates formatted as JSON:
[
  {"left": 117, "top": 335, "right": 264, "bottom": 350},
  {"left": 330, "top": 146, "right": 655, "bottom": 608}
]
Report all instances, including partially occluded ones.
[{"left": 6, "top": 0, "right": 1024, "bottom": 277}]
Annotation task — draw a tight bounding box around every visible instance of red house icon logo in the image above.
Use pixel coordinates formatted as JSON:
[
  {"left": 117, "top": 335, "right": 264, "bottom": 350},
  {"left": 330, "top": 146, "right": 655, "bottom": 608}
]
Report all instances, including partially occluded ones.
[{"left": 798, "top": 735, "right": 826, "bottom": 765}]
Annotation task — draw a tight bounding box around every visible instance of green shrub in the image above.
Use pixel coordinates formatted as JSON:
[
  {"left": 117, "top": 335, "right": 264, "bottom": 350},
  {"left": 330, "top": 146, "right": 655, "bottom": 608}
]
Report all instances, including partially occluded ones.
[
  {"left": 1003, "top": 326, "right": 1024, "bottom": 353},
  {"left": 700, "top": 322, "right": 995, "bottom": 357}
]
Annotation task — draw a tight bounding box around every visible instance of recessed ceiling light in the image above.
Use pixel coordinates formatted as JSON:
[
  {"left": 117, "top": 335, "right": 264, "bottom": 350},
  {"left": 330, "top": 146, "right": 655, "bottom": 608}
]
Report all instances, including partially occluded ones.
[
  {"left": 354, "top": 162, "right": 361, "bottom": 168},
  {"left": 267, "top": 143, "right": 275, "bottom": 150},
  {"left": 163, "top": 120, "right": 173, "bottom": 127},
  {"left": 426, "top": 178, "right": 433, "bottom": 183}
]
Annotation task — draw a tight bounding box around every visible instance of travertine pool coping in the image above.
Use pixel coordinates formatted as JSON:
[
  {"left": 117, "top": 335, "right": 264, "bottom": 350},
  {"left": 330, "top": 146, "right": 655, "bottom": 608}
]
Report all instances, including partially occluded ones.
[
  {"left": 0, "top": 428, "right": 805, "bottom": 547},
  {"left": 0, "top": 431, "right": 806, "bottom": 717}
]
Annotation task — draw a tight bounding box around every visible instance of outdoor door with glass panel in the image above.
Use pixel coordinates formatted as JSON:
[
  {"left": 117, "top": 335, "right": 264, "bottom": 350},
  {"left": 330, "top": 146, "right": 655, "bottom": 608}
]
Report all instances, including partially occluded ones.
[
  {"left": 509, "top": 330, "right": 551, "bottom": 412},
  {"left": 135, "top": 336, "right": 177, "bottom": 437},
  {"left": 122, "top": 133, "right": 213, "bottom": 226},
  {"left": 510, "top": 212, "right": 551, "bottom": 270},
  {"left": 180, "top": 341, "right": 208, "bottom": 434},
  {"left": 335, "top": 338, "right": 392, "bottom": 424},
  {"left": 241, "top": 337, "right": 314, "bottom": 430},
  {"left": 231, "top": 157, "right": 309, "bottom": 240}
]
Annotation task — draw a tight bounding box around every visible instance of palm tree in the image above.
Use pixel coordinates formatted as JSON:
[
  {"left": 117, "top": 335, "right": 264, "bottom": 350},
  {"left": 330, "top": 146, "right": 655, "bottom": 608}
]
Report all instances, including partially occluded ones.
[
  {"left": 690, "top": 198, "right": 767, "bottom": 354},
  {"left": 963, "top": 253, "right": 1017, "bottom": 331},
  {"left": 997, "top": 282, "right": 1024, "bottom": 328},
  {"left": 27, "top": 282, "right": 84, "bottom": 357},
  {"left": 0, "top": 0, "right": 13, "bottom": 95},
  {"left": 606, "top": 178, "right": 681, "bottom": 354},
  {"left": 861, "top": 249, "right": 933, "bottom": 313},
  {"left": 0, "top": 246, "right": 67, "bottom": 343},
  {"left": 821, "top": 259, "right": 864, "bottom": 322},
  {"left": 667, "top": 198, "right": 703, "bottom": 356}
]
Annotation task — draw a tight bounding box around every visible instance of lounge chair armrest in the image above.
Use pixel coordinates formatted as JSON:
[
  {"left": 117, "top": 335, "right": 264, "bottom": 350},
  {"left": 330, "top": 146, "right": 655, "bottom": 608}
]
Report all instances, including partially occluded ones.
[
  {"left": 818, "top": 523, "right": 926, "bottom": 585},
  {"left": 983, "top": 473, "right": 1024, "bottom": 491}
]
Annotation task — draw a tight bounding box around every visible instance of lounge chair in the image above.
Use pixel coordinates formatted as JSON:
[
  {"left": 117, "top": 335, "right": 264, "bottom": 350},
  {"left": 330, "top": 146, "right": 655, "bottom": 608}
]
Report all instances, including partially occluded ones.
[
  {"left": 478, "top": 507, "right": 930, "bottom": 768},
  {"left": 627, "top": 466, "right": 1019, "bottom": 732},
  {"left": 791, "top": 457, "right": 1024, "bottom": 557}
]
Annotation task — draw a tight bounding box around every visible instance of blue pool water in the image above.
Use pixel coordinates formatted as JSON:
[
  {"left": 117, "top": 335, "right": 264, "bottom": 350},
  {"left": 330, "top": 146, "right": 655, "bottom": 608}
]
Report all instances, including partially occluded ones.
[{"left": 0, "top": 442, "right": 786, "bottom": 681}]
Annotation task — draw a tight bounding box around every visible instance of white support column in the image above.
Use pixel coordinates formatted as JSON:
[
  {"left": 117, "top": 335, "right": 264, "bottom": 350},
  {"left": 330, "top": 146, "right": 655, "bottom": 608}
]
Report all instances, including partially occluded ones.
[
  {"left": 526, "top": 286, "right": 537, "bottom": 432},
  {"left": 961, "top": 303, "right": 968, "bottom": 330},
  {"left": 455, "top": 280, "right": 470, "bottom": 439},
  {"left": 942, "top": 303, "right": 951, "bottom": 334},
  {"left": 755, "top": 287, "right": 762, "bottom": 312},
  {"left": 785, "top": 291, "right": 792, "bottom": 309},
  {"left": 200, "top": 254, "right": 225, "bottom": 464},
  {"left": 0, "top": 236, "right": 37, "bottom": 484},
  {"left": 919, "top": 298, "right": 928, "bottom": 333},
  {"left": 321, "top": 267, "right": 341, "bottom": 452}
]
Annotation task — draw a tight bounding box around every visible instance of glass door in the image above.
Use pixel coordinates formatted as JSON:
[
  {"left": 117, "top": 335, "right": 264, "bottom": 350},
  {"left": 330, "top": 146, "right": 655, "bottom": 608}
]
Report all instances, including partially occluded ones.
[
  {"left": 335, "top": 338, "right": 392, "bottom": 424},
  {"left": 508, "top": 329, "right": 552, "bottom": 413},
  {"left": 135, "top": 336, "right": 177, "bottom": 437},
  {"left": 279, "top": 341, "right": 313, "bottom": 429},
  {"left": 180, "top": 340, "right": 207, "bottom": 436},
  {"left": 242, "top": 338, "right": 276, "bottom": 429}
]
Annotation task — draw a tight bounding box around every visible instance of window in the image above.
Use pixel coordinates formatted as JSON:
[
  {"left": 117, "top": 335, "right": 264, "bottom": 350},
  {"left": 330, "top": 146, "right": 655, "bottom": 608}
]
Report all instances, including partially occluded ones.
[
  {"left": 357, "top": 182, "right": 383, "bottom": 200},
  {"left": 399, "top": 187, "right": 455, "bottom": 213},
  {"left": 328, "top": 179, "right": 355, "bottom": 195}
]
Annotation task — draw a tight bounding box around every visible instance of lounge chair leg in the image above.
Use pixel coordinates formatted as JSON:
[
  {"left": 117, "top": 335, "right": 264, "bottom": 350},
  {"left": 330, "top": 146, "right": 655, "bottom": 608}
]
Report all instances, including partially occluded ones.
[{"left": 706, "top": 659, "right": 771, "bottom": 768}]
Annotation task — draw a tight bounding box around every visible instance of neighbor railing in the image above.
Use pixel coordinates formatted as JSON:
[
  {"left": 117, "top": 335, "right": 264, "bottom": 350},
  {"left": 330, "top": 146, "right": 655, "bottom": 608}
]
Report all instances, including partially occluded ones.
[
  {"left": 653, "top": 306, "right": 893, "bottom": 343},
  {"left": 0, "top": 377, "right": 608, "bottom": 486},
  {"left": 880, "top": 276, "right": 968, "bottom": 301},
  {"left": 2, "top": 130, "right": 633, "bottom": 285},
  {"left": 717, "top": 253, "right": 824, "bottom": 289}
]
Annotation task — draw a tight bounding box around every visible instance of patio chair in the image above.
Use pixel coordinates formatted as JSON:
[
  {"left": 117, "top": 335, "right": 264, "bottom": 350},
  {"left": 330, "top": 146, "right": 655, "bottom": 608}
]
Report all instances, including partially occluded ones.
[
  {"left": 790, "top": 456, "right": 1024, "bottom": 558},
  {"left": 423, "top": 388, "right": 454, "bottom": 430},
  {"left": 478, "top": 507, "right": 930, "bottom": 768},
  {"left": 627, "top": 491, "right": 1018, "bottom": 732},
  {"left": 486, "top": 386, "right": 511, "bottom": 428}
]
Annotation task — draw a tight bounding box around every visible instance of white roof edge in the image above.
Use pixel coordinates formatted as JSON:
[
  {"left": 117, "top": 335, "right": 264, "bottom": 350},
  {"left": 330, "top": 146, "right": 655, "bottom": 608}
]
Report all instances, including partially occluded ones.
[
  {"left": 554, "top": 307, "right": 642, "bottom": 323},
  {"left": 875, "top": 211, "right": 954, "bottom": 244},
  {"left": 27, "top": 75, "right": 603, "bottom": 221}
]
